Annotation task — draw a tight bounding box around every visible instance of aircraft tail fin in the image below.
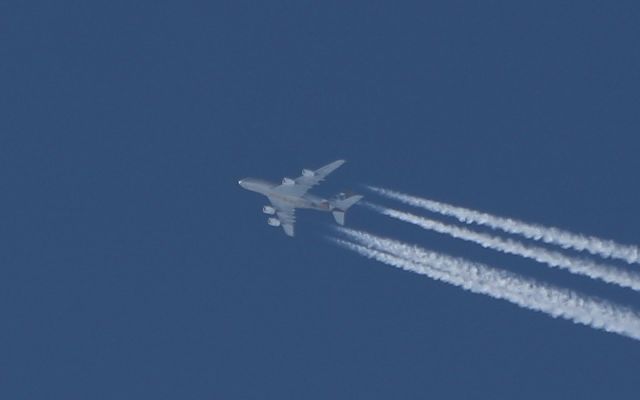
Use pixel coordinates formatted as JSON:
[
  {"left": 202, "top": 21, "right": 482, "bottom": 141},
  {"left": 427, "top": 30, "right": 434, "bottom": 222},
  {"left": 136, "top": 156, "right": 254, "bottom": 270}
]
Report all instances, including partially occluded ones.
[{"left": 331, "top": 194, "right": 363, "bottom": 225}]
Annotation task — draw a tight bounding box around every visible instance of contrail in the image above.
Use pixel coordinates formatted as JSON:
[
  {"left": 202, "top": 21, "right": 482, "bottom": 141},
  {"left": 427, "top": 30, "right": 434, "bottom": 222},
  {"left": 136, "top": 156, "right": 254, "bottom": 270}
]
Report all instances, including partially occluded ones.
[
  {"left": 364, "top": 202, "right": 640, "bottom": 291},
  {"left": 367, "top": 186, "right": 640, "bottom": 265},
  {"left": 331, "top": 228, "right": 640, "bottom": 341}
]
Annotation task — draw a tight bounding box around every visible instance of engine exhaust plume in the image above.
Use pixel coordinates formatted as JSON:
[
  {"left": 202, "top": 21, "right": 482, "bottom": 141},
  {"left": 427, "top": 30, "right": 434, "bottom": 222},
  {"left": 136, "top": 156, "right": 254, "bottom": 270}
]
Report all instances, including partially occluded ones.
[
  {"left": 365, "top": 202, "right": 640, "bottom": 291},
  {"left": 332, "top": 228, "right": 640, "bottom": 341},
  {"left": 367, "top": 186, "right": 640, "bottom": 265}
]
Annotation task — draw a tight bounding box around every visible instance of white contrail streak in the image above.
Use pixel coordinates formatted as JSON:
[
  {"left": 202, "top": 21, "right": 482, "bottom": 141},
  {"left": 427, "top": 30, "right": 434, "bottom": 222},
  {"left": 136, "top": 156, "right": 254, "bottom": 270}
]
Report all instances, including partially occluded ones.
[
  {"left": 365, "top": 202, "right": 640, "bottom": 291},
  {"left": 332, "top": 228, "right": 640, "bottom": 341},
  {"left": 367, "top": 186, "right": 640, "bottom": 265}
]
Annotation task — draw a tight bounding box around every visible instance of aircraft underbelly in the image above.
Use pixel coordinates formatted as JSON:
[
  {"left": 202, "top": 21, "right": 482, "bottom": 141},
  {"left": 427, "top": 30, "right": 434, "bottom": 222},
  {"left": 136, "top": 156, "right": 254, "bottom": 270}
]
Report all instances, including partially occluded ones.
[{"left": 268, "top": 192, "right": 328, "bottom": 211}]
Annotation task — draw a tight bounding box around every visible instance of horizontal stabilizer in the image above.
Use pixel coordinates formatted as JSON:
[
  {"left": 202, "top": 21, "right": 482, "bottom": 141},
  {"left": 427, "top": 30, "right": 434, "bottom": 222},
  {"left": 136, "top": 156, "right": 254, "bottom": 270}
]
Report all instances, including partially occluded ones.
[
  {"left": 334, "top": 194, "right": 363, "bottom": 211},
  {"left": 332, "top": 210, "right": 345, "bottom": 225},
  {"left": 331, "top": 194, "right": 363, "bottom": 226}
]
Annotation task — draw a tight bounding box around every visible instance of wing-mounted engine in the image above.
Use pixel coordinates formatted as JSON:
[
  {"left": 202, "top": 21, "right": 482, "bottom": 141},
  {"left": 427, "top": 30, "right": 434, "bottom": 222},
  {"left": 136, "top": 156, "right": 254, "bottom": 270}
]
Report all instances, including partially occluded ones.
[
  {"left": 282, "top": 177, "right": 295, "bottom": 186},
  {"left": 263, "top": 205, "right": 276, "bottom": 215},
  {"left": 267, "top": 217, "right": 281, "bottom": 227},
  {"left": 302, "top": 169, "right": 314, "bottom": 177}
]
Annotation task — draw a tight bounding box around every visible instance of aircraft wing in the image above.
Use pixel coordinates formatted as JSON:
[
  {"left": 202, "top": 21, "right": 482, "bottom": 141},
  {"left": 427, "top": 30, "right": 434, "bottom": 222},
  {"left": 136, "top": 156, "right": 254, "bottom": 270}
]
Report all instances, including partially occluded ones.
[
  {"left": 267, "top": 196, "right": 296, "bottom": 237},
  {"left": 272, "top": 160, "right": 346, "bottom": 198}
]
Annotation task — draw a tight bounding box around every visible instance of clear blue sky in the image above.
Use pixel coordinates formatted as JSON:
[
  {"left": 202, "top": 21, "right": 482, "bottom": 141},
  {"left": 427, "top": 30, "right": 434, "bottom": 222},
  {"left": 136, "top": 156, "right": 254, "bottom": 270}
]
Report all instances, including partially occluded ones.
[{"left": 2, "top": 1, "right": 640, "bottom": 398}]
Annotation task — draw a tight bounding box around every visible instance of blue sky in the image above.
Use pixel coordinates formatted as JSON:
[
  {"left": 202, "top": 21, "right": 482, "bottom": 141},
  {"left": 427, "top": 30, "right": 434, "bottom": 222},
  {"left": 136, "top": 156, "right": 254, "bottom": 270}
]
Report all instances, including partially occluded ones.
[{"left": 2, "top": 1, "right": 640, "bottom": 398}]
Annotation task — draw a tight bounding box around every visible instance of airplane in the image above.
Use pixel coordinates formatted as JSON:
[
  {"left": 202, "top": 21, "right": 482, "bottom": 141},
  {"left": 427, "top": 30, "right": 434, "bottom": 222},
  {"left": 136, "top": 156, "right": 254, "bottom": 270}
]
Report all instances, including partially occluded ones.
[{"left": 238, "top": 160, "right": 363, "bottom": 237}]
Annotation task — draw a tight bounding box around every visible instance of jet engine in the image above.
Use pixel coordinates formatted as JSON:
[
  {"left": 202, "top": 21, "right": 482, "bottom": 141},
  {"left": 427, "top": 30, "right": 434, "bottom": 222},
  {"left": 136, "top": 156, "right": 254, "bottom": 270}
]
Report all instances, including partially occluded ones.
[
  {"left": 263, "top": 205, "right": 276, "bottom": 215},
  {"left": 282, "top": 177, "right": 295, "bottom": 185},
  {"left": 302, "top": 169, "right": 314, "bottom": 177},
  {"left": 267, "top": 217, "right": 281, "bottom": 227}
]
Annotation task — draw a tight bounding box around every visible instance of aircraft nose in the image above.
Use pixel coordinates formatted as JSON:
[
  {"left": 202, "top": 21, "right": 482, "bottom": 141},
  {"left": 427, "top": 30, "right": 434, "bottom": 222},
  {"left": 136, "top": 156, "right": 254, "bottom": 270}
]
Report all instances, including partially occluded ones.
[{"left": 238, "top": 178, "right": 246, "bottom": 188}]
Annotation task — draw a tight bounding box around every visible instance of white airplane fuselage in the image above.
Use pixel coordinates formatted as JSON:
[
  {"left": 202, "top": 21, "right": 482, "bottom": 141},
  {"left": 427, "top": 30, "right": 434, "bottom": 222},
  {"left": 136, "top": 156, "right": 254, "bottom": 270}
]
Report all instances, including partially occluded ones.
[
  {"left": 238, "top": 160, "right": 362, "bottom": 236},
  {"left": 238, "top": 178, "right": 333, "bottom": 211}
]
